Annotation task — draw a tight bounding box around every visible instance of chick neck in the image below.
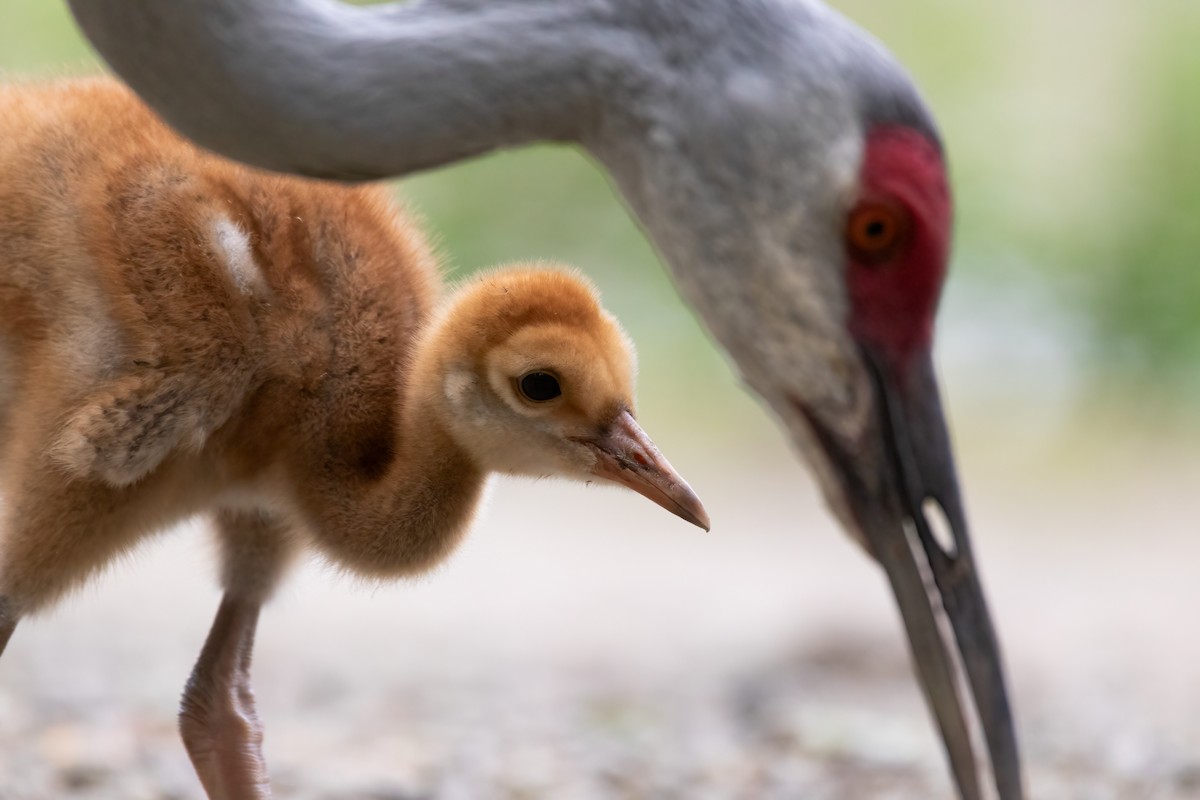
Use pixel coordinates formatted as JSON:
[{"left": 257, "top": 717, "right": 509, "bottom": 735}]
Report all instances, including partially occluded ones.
[{"left": 294, "top": 320, "right": 489, "bottom": 579}]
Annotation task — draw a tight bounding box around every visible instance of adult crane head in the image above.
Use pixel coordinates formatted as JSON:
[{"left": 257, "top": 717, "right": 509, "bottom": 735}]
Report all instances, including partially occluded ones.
[{"left": 65, "top": 0, "right": 1023, "bottom": 796}]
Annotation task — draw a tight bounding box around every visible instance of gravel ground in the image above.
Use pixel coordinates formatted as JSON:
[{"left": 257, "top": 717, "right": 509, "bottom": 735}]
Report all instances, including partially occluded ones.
[{"left": 2, "top": 438, "right": 1198, "bottom": 799}]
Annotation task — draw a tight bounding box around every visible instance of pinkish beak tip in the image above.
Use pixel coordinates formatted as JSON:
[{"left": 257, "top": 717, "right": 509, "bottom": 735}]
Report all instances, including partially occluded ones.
[{"left": 582, "top": 411, "right": 711, "bottom": 531}]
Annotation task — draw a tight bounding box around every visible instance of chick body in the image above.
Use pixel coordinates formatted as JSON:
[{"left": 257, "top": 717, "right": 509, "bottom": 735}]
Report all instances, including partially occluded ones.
[{"left": 0, "top": 77, "right": 708, "bottom": 800}]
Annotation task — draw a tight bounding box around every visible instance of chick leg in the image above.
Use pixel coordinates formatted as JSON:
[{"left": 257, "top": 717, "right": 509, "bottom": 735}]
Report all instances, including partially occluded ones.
[
  {"left": 179, "top": 510, "right": 294, "bottom": 800},
  {"left": 180, "top": 595, "right": 271, "bottom": 800}
]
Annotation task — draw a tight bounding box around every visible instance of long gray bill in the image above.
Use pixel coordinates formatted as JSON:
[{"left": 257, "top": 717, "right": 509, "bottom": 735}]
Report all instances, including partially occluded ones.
[{"left": 866, "top": 349, "right": 1024, "bottom": 800}]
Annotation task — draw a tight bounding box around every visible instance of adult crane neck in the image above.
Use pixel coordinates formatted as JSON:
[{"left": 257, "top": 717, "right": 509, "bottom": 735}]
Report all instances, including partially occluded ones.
[
  {"left": 67, "top": 0, "right": 662, "bottom": 179},
  {"left": 66, "top": 0, "right": 837, "bottom": 181}
]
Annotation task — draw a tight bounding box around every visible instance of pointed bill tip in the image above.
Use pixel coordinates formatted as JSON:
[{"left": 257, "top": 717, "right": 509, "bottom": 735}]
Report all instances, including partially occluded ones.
[
  {"left": 582, "top": 411, "right": 710, "bottom": 531},
  {"left": 674, "top": 488, "right": 711, "bottom": 532}
]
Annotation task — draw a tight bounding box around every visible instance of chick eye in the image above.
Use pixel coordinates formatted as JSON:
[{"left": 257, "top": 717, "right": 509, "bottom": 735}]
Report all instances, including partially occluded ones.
[
  {"left": 518, "top": 371, "right": 562, "bottom": 402},
  {"left": 846, "top": 201, "right": 908, "bottom": 262}
]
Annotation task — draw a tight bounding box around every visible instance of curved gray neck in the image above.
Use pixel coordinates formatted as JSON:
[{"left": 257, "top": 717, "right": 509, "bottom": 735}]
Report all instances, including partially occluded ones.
[{"left": 69, "top": 0, "right": 636, "bottom": 178}]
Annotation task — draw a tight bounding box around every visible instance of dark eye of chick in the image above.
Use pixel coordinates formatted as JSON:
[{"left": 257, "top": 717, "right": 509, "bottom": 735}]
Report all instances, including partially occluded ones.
[{"left": 518, "top": 371, "right": 562, "bottom": 402}]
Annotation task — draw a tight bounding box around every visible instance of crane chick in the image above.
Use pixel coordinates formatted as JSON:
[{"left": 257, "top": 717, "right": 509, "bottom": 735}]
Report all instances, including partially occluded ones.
[{"left": 0, "top": 78, "right": 705, "bottom": 798}]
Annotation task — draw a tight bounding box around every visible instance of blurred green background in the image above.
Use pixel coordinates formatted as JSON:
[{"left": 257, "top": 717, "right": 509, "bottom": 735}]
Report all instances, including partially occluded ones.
[{"left": 2, "top": 0, "right": 1198, "bottom": 445}]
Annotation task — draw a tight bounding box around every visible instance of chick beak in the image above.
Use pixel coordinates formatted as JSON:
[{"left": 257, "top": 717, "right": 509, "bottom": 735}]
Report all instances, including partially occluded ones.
[{"left": 580, "top": 410, "right": 710, "bottom": 530}]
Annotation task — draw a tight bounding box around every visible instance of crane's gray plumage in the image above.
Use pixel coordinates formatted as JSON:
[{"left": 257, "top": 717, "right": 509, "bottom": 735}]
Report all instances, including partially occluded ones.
[{"left": 64, "top": 1, "right": 1022, "bottom": 798}]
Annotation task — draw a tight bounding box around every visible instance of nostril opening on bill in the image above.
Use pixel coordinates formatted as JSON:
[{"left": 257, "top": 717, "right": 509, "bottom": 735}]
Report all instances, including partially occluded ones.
[
  {"left": 922, "top": 496, "right": 958, "bottom": 559},
  {"left": 631, "top": 450, "right": 650, "bottom": 468}
]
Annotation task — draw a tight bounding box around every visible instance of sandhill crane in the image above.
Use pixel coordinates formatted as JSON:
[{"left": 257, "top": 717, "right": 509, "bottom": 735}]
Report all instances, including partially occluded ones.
[
  {"left": 60, "top": 1, "right": 1024, "bottom": 798},
  {"left": 0, "top": 78, "right": 709, "bottom": 798}
]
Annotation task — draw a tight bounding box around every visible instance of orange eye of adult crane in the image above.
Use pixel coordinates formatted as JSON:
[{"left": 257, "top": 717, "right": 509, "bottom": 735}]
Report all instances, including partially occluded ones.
[{"left": 846, "top": 202, "right": 907, "bottom": 261}]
